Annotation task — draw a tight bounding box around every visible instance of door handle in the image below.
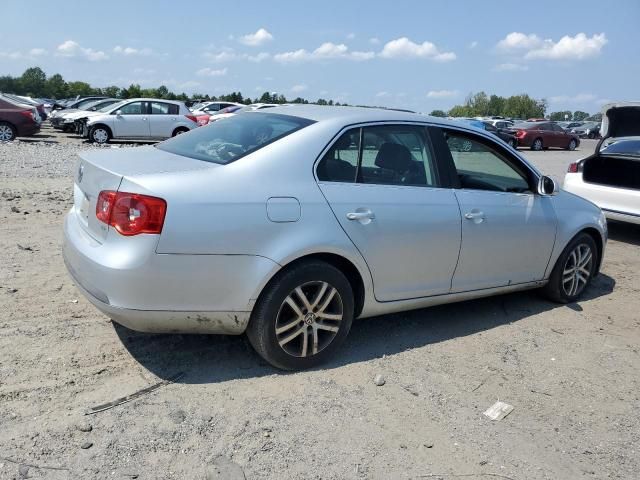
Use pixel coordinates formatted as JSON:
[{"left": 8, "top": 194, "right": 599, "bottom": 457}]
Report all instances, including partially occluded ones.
[
  {"left": 347, "top": 210, "right": 375, "bottom": 222},
  {"left": 464, "top": 210, "right": 485, "bottom": 223}
]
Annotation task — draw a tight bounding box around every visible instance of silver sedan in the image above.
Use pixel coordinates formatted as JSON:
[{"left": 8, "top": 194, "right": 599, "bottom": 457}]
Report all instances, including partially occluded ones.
[{"left": 63, "top": 106, "right": 608, "bottom": 370}]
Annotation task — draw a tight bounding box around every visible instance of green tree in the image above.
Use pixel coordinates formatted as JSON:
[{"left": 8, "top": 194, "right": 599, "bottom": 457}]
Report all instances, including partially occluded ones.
[
  {"left": 316, "top": 98, "right": 328, "bottom": 105},
  {"left": 0, "top": 75, "right": 20, "bottom": 94},
  {"left": 103, "top": 86, "right": 120, "bottom": 98},
  {"left": 487, "top": 95, "right": 505, "bottom": 116},
  {"left": 549, "top": 111, "right": 572, "bottom": 121},
  {"left": 44, "top": 74, "right": 67, "bottom": 99},
  {"left": 429, "top": 109, "right": 447, "bottom": 117},
  {"left": 573, "top": 111, "right": 590, "bottom": 121},
  {"left": 156, "top": 85, "right": 169, "bottom": 98},
  {"left": 67, "top": 81, "right": 93, "bottom": 97},
  {"left": 20, "top": 67, "right": 47, "bottom": 96},
  {"left": 448, "top": 104, "right": 473, "bottom": 117}
]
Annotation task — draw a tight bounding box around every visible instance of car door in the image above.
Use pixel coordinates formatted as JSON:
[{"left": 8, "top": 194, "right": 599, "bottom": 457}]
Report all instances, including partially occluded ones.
[
  {"left": 317, "top": 124, "right": 462, "bottom": 301},
  {"left": 112, "top": 101, "right": 150, "bottom": 138},
  {"left": 148, "top": 102, "right": 179, "bottom": 138},
  {"left": 434, "top": 127, "right": 557, "bottom": 292}
]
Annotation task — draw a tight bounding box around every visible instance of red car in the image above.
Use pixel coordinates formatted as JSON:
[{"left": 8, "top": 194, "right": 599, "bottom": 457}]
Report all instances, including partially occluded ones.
[
  {"left": 0, "top": 98, "right": 41, "bottom": 141},
  {"left": 513, "top": 121, "right": 580, "bottom": 151}
]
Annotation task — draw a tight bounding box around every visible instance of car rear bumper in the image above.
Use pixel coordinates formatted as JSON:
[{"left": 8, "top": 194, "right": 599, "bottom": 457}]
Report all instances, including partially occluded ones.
[
  {"left": 564, "top": 173, "right": 640, "bottom": 224},
  {"left": 62, "top": 209, "right": 279, "bottom": 334},
  {"left": 17, "top": 122, "right": 40, "bottom": 137}
]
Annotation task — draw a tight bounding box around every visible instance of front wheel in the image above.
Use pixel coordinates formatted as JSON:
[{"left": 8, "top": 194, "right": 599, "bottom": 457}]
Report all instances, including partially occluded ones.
[
  {"left": 0, "top": 122, "right": 17, "bottom": 141},
  {"left": 567, "top": 139, "right": 577, "bottom": 151},
  {"left": 246, "top": 261, "right": 354, "bottom": 370},
  {"left": 543, "top": 233, "right": 597, "bottom": 303},
  {"left": 90, "top": 125, "right": 111, "bottom": 144}
]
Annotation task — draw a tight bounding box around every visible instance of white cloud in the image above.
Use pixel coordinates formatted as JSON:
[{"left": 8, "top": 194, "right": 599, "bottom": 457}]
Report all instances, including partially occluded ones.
[
  {"left": 203, "top": 48, "right": 270, "bottom": 63},
  {"left": 379, "top": 37, "right": 456, "bottom": 61},
  {"left": 427, "top": 90, "right": 459, "bottom": 99},
  {"left": 369, "top": 37, "right": 380, "bottom": 45},
  {"left": 29, "top": 48, "right": 47, "bottom": 57},
  {"left": 291, "top": 84, "right": 308, "bottom": 93},
  {"left": 0, "top": 51, "right": 22, "bottom": 59},
  {"left": 346, "top": 32, "right": 356, "bottom": 40},
  {"left": 274, "top": 42, "right": 374, "bottom": 63},
  {"left": 549, "top": 93, "right": 598, "bottom": 104},
  {"left": 239, "top": 28, "right": 273, "bottom": 46},
  {"left": 113, "top": 45, "right": 153, "bottom": 56},
  {"left": 494, "top": 63, "right": 529, "bottom": 72},
  {"left": 196, "top": 67, "right": 228, "bottom": 77},
  {"left": 496, "top": 32, "right": 607, "bottom": 60},
  {"left": 247, "top": 52, "right": 270, "bottom": 62},
  {"left": 56, "top": 40, "right": 108, "bottom": 61},
  {"left": 469, "top": 41, "right": 478, "bottom": 49}
]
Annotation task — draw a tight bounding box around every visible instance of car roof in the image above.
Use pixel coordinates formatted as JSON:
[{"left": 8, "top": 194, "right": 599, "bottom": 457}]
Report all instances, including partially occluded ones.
[
  {"left": 120, "top": 98, "right": 185, "bottom": 105},
  {"left": 249, "top": 104, "right": 476, "bottom": 129}
]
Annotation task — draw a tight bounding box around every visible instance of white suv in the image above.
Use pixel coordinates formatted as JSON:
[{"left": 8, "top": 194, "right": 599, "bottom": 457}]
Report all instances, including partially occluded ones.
[{"left": 81, "top": 98, "right": 197, "bottom": 143}]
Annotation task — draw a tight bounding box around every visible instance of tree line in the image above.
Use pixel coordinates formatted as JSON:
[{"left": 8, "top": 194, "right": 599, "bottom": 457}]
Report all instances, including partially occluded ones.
[
  {"left": 428, "top": 91, "right": 599, "bottom": 121},
  {"left": 0, "top": 67, "right": 347, "bottom": 106}
]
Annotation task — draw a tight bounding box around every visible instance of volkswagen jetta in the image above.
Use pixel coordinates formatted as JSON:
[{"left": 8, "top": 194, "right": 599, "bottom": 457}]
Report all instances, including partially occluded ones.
[{"left": 63, "top": 106, "right": 607, "bottom": 370}]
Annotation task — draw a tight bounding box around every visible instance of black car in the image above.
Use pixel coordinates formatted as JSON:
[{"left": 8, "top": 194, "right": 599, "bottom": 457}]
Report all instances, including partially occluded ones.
[{"left": 482, "top": 121, "right": 517, "bottom": 148}]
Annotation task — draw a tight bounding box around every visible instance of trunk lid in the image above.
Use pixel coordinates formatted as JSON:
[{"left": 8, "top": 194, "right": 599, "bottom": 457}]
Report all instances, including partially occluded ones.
[
  {"left": 74, "top": 145, "right": 216, "bottom": 242},
  {"left": 600, "top": 102, "right": 640, "bottom": 140}
]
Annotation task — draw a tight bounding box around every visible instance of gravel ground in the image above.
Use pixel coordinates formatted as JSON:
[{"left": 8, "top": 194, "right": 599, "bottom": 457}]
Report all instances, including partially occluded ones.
[{"left": 1, "top": 128, "right": 639, "bottom": 480}]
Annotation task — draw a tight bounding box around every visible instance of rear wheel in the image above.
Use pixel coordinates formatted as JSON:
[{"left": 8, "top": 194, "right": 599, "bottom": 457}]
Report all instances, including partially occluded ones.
[
  {"left": 567, "top": 139, "right": 577, "bottom": 151},
  {"left": 246, "top": 260, "right": 354, "bottom": 370},
  {"left": 172, "top": 127, "right": 189, "bottom": 137},
  {"left": 543, "top": 233, "right": 597, "bottom": 303},
  {"left": 531, "top": 138, "right": 543, "bottom": 151},
  {"left": 508, "top": 138, "right": 517, "bottom": 148},
  {"left": 0, "top": 122, "right": 17, "bottom": 141},
  {"left": 90, "top": 125, "right": 111, "bottom": 144}
]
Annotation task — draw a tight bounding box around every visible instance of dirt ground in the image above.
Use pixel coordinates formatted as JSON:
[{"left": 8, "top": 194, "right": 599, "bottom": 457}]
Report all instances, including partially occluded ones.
[{"left": 1, "top": 128, "right": 639, "bottom": 480}]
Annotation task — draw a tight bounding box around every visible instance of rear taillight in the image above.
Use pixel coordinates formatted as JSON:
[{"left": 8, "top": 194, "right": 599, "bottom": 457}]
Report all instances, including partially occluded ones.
[
  {"left": 19, "top": 110, "right": 35, "bottom": 121},
  {"left": 515, "top": 130, "right": 526, "bottom": 138},
  {"left": 567, "top": 162, "right": 582, "bottom": 173},
  {"left": 185, "top": 114, "right": 198, "bottom": 123},
  {"left": 96, "top": 190, "right": 167, "bottom": 236}
]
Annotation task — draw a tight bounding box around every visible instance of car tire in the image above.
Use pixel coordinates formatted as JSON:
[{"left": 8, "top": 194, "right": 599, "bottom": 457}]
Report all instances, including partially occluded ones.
[
  {"left": 542, "top": 232, "right": 597, "bottom": 304},
  {"left": 587, "top": 132, "right": 595, "bottom": 139},
  {"left": 90, "top": 125, "right": 111, "bottom": 144},
  {"left": 172, "top": 127, "right": 189, "bottom": 137},
  {"left": 531, "top": 138, "right": 543, "bottom": 151},
  {"left": 0, "top": 122, "right": 17, "bottom": 142},
  {"left": 567, "top": 139, "right": 577, "bottom": 151},
  {"left": 246, "top": 260, "right": 354, "bottom": 371},
  {"left": 508, "top": 138, "right": 517, "bottom": 148}
]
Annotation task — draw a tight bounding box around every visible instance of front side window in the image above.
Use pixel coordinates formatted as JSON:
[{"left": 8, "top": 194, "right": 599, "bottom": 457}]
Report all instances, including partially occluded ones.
[
  {"left": 119, "top": 102, "right": 144, "bottom": 115},
  {"left": 156, "top": 112, "right": 314, "bottom": 164},
  {"left": 444, "top": 131, "right": 531, "bottom": 193}
]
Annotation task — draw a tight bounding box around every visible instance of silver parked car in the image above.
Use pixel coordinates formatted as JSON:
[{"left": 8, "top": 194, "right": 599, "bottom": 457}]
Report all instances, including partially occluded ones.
[
  {"left": 63, "top": 106, "right": 607, "bottom": 370},
  {"left": 81, "top": 98, "right": 197, "bottom": 143}
]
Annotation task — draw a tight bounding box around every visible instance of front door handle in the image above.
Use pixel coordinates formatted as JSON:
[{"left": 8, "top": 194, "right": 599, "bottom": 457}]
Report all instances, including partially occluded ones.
[{"left": 347, "top": 210, "right": 375, "bottom": 222}]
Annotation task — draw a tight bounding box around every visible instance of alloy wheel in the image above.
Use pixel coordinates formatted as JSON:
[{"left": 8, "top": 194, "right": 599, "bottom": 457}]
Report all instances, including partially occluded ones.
[
  {"left": 533, "top": 139, "right": 543, "bottom": 151},
  {"left": 0, "top": 125, "right": 14, "bottom": 141},
  {"left": 275, "top": 281, "right": 343, "bottom": 358},
  {"left": 569, "top": 140, "right": 577, "bottom": 150},
  {"left": 562, "top": 243, "right": 593, "bottom": 297}
]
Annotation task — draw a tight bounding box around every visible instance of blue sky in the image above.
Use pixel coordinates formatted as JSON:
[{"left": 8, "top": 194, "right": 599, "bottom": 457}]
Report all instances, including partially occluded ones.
[{"left": 1, "top": 0, "right": 639, "bottom": 114}]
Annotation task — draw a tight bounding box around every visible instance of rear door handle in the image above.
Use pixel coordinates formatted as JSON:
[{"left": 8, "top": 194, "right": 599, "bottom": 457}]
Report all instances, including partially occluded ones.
[
  {"left": 347, "top": 210, "right": 375, "bottom": 222},
  {"left": 464, "top": 210, "right": 485, "bottom": 223}
]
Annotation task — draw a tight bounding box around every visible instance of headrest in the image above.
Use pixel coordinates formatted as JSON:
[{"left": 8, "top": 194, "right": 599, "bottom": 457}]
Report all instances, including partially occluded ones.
[{"left": 374, "top": 142, "right": 413, "bottom": 171}]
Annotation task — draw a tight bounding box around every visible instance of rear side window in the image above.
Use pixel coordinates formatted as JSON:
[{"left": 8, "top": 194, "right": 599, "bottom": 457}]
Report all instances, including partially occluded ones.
[
  {"left": 317, "top": 129, "right": 360, "bottom": 182},
  {"left": 150, "top": 102, "right": 179, "bottom": 115},
  {"left": 156, "top": 112, "right": 314, "bottom": 164},
  {"left": 317, "top": 125, "right": 438, "bottom": 187}
]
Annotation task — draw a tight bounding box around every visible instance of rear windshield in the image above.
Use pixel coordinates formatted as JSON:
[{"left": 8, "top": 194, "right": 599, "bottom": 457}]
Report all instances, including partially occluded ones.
[
  {"left": 601, "top": 138, "right": 640, "bottom": 157},
  {"left": 512, "top": 122, "right": 541, "bottom": 130},
  {"left": 156, "top": 112, "right": 315, "bottom": 164}
]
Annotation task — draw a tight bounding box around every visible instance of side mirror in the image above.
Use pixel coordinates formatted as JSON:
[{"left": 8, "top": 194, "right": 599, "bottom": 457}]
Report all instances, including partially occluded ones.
[
  {"left": 538, "top": 175, "right": 559, "bottom": 196},
  {"left": 115, "top": 110, "right": 122, "bottom": 117}
]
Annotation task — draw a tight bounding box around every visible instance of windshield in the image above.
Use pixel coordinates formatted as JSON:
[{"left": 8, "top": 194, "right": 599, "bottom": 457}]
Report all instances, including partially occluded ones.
[
  {"left": 97, "top": 100, "right": 121, "bottom": 112},
  {"left": 103, "top": 100, "right": 127, "bottom": 113},
  {"left": 601, "top": 138, "right": 640, "bottom": 157},
  {"left": 156, "top": 112, "right": 315, "bottom": 164}
]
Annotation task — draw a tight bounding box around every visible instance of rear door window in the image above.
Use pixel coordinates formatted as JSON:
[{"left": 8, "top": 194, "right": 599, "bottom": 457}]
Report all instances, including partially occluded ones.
[{"left": 150, "top": 102, "right": 178, "bottom": 115}]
